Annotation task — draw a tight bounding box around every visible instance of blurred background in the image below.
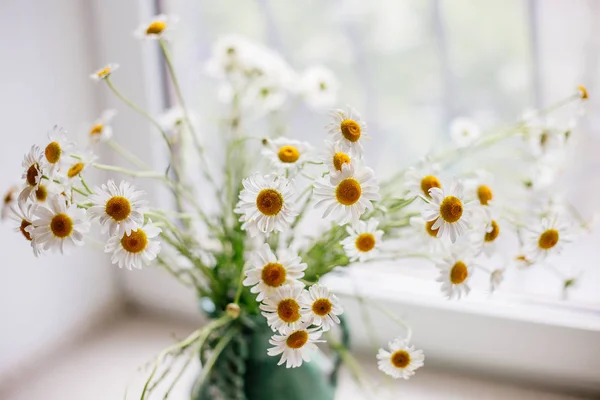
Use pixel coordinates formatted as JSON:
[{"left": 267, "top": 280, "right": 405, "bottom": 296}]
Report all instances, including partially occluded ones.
[{"left": 1, "top": 0, "right": 599, "bottom": 399}]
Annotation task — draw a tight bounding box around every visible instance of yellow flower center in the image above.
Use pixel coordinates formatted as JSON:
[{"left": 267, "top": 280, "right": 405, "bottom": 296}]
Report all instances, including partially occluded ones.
[
  {"left": 340, "top": 119, "right": 361, "bottom": 142},
  {"left": 420, "top": 175, "right": 441, "bottom": 197},
  {"left": 67, "top": 162, "right": 85, "bottom": 178},
  {"left": 277, "top": 299, "right": 301, "bottom": 323},
  {"left": 312, "top": 298, "right": 333, "bottom": 316},
  {"left": 120, "top": 229, "right": 148, "bottom": 253},
  {"left": 146, "top": 21, "right": 167, "bottom": 35},
  {"left": 439, "top": 196, "right": 463, "bottom": 223},
  {"left": 355, "top": 233, "right": 376, "bottom": 252},
  {"left": 105, "top": 196, "right": 132, "bottom": 222},
  {"left": 96, "top": 67, "right": 112, "bottom": 78},
  {"left": 277, "top": 145, "right": 300, "bottom": 163},
  {"left": 336, "top": 178, "right": 361, "bottom": 206},
  {"left": 477, "top": 185, "right": 493, "bottom": 205},
  {"left": 26, "top": 163, "right": 40, "bottom": 186},
  {"left": 45, "top": 142, "right": 62, "bottom": 164},
  {"left": 391, "top": 350, "right": 411, "bottom": 369},
  {"left": 286, "top": 330, "right": 308, "bottom": 349},
  {"left": 261, "top": 262, "right": 287, "bottom": 287},
  {"left": 90, "top": 124, "right": 104, "bottom": 135},
  {"left": 35, "top": 185, "right": 48, "bottom": 202},
  {"left": 578, "top": 85, "right": 588, "bottom": 99},
  {"left": 450, "top": 261, "right": 468, "bottom": 284},
  {"left": 332, "top": 152, "right": 351, "bottom": 172},
  {"left": 538, "top": 229, "right": 559, "bottom": 250},
  {"left": 20, "top": 220, "right": 32, "bottom": 241},
  {"left": 50, "top": 213, "right": 73, "bottom": 238},
  {"left": 484, "top": 220, "right": 500, "bottom": 242},
  {"left": 425, "top": 220, "right": 439, "bottom": 237},
  {"left": 256, "top": 189, "right": 283, "bottom": 216}
]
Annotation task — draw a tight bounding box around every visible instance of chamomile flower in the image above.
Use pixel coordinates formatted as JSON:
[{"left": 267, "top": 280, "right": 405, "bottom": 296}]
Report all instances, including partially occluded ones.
[
  {"left": 10, "top": 201, "right": 45, "bottom": 257},
  {"left": 104, "top": 221, "right": 161, "bottom": 270},
  {"left": 435, "top": 251, "right": 474, "bottom": 300},
  {"left": 61, "top": 152, "right": 97, "bottom": 187},
  {"left": 243, "top": 243, "right": 306, "bottom": 301},
  {"left": 2, "top": 186, "right": 18, "bottom": 220},
  {"left": 377, "top": 338, "right": 425, "bottom": 380},
  {"left": 523, "top": 217, "right": 572, "bottom": 261},
  {"left": 404, "top": 160, "right": 442, "bottom": 199},
  {"left": 473, "top": 219, "right": 501, "bottom": 257},
  {"left": 313, "top": 163, "right": 380, "bottom": 226},
  {"left": 341, "top": 218, "right": 383, "bottom": 262},
  {"left": 267, "top": 326, "right": 325, "bottom": 368},
  {"left": 422, "top": 179, "right": 471, "bottom": 243},
  {"left": 234, "top": 174, "right": 297, "bottom": 237},
  {"left": 18, "top": 145, "right": 44, "bottom": 204},
  {"left": 449, "top": 117, "right": 481, "bottom": 147},
  {"left": 88, "top": 109, "right": 117, "bottom": 144},
  {"left": 26, "top": 181, "right": 63, "bottom": 206},
  {"left": 42, "top": 125, "right": 74, "bottom": 175},
  {"left": 30, "top": 195, "right": 90, "bottom": 255},
  {"left": 244, "top": 76, "right": 289, "bottom": 115},
  {"left": 134, "top": 14, "right": 176, "bottom": 40},
  {"left": 513, "top": 254, "right": 534, "bottom": 269},
  {"left": 90, "top": 64, "right": 119, "bottom": 81},
  {"left": 88, "top": 180, "right": 147, "bottom": 237},
  {"left": 408, "top": 216, "right": 445, "bottom": 254},
  {"left": 262, "top": 138, "right": 313, "bottom": 174},
  {"left": 326, "top": 107, "right": 369, "bottom": 158},
  {"left": 260, "top": 285, "right": 307, "bottom": 333},
  {"left": 299, "top": 284, "right": 343, "bottom": 331},
  {"left": 300, "top": 65, "right": 339, "bottom": 110},
  {"left": 322, "top": 140, "right": 353, "bottom": 174},
  {"left": 489, "top": 268, "right": 505, "bottom": 293},
  {"left": 158, "top": 106, "right": 199, "bottom": 133}
]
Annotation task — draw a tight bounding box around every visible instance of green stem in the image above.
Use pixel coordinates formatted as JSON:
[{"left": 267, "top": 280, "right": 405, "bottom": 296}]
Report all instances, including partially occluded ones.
[
  {"left": 233, "top": 264, "right": 246, "bottom": 305},
  {"left": 80, "top": 177, "right": 94, "bottom": 195},
  {"left": 107, "top": 139, "right": 151, "bottom": 170}
]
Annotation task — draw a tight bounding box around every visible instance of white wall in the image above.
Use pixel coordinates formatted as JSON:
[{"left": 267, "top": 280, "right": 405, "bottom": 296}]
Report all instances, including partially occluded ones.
[{"left": 0, "top": 0, "right": 121, "bottom": 380}]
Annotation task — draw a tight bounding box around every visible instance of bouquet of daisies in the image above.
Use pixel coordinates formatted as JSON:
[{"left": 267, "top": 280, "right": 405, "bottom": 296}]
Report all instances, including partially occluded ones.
[{"left": 2, "top": 14, "right": 592, "bottom": 398}]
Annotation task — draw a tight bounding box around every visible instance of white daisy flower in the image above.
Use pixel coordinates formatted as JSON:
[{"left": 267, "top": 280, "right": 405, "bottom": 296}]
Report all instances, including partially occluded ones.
[
  {"left": 104, "top": 220, "right": 162, "bottom": 270},
  {"left": 90, "top": 63, "right": 119, "bottom": 82},
  {"left": 322, "top": 140, "right": 353, "bottom": 174},
  {"left": 89, "top": 109, "right": 117, "bottom": 144},
  {"left": 30, "top": 195, "right": 90, "bottom": 255},
  {"left": 313, "top": 163, "right": 380, "bottom": 226},
  {"left": 262, "top": 138, "right": 313, "bottom": 175},
  {"left": 472, "top": 219, "right": 501, "bottom": 257},
  {"left": 521, "top": 111, "right": 567, "bottom": 158},
  {"left": 18, "top": 145, "right": 45, "bottom": 205},
  {"left": 377, "top": 337, "right": 425, "bottom": 380},
  {"left": 326, "top": 107, "right": 369, "bottom": 158},
  {"left": 340, "top": 218, "right": 383, "bottom": 262},
  {"left": 157, "top": 106, "right": 199, "bottom": 133},
  {"left": 422, "top": 179, "right": 471, "bottom": 243},
  {"left": 523, "top": 216, "right": 572, "bottom": 261},
  {"left": 23, "top": 181, "right": 63, "bottom": 206},
  {"left": 9, "top": 201, "right": 45, "bottom": 257},
  {"left": 267, "top": 326, "right": 325, "bottom": 368},
  {"left": 243, "top": 243, "right": 307, "bottom": 302},
  {"left": 489, "top": 268, "right": 505, "bottom": 293},
  {"left": 435, "top": 251, "right": 474, "bottom": 300},
  {"left": 234, "top": 174, "right": 297, "bottom": 237},
  {"left": 42, "top": 125, "right": 74, "bottom": 176},
  {"left": 134, "top": 14, "right": 177, "bottom": 40},
  {"left": 2, "top": 186, "right": 18, "bottom": 220},
  {"left": 300, "top": 66, "right": 339, "bottom": 110},
  {"left": 61, "top": 151, "right": 97, "bottom": 188},
  {"left": 260, "top": 285, "right": 308, "bottom": 333},
  {"left": 204, "top": 34, "right": 257, "bottom": 80},
  {"left": 408, "top": 216, "right": 446, "bottom": 254},
  {"left": 299, "top": 284, "right": 343, "bottom": 332},
  {"left": 88, "top": 180, "right": 147, "bottom": 237},
  {"left": 449, "top": 117, "right": 481, "bottom": 147},
  {"left": 243, "top": 76, "right": 289, "bottom": 115},
  {"left": 404, "top": 160, "right": 442, "bottom": 199}
]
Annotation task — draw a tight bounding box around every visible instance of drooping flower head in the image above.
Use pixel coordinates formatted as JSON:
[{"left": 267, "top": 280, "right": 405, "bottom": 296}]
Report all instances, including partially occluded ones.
[
  {"left": 18, "top": 145, "right": 45, "bottom": 205},
  {"left": 90, "top": 64, "right": 119, "bottom": 82},
  {"left": 88, "top": 109, "right": 117, "bottom": 144}
]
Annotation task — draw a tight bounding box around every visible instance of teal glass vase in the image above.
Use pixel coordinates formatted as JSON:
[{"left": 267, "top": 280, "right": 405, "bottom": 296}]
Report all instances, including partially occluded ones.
[{"left": 193, "top": 314, "right": 345, "bottom": 400}]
